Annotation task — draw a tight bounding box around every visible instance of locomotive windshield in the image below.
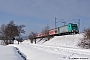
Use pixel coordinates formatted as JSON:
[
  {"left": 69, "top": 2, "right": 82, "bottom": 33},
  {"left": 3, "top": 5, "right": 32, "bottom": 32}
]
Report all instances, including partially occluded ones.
[{"left": 72, "top": 24, "right": 78, "bottom": 30}]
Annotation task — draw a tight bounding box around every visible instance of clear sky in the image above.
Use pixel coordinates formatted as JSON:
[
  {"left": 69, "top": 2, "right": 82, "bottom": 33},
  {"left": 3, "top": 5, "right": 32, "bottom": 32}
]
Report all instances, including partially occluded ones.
[{"left": 0, "top": 0, "right": 90, "bottom": 36}]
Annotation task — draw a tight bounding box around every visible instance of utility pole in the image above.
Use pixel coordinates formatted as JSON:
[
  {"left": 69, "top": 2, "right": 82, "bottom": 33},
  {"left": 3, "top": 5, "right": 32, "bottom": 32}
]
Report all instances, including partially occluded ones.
[
  {"left": 78, "top": 19, "right": 80, "bottom": 32},
  {"left": 55, "top": 17, "right": 56, "bottom": 28},
  {"left": 55, "top": 17, "right": 65, "bottom": 28}
]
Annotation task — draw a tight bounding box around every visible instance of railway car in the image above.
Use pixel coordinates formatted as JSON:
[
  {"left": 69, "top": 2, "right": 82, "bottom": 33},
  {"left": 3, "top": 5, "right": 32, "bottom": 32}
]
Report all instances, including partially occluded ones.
[
  {"left": 49, "top": 28, "right": 59, "bottom": 35},
  {"left": 36, "top": 32, "right": 47, "bottom": 38},
  {"left": 59, "top": 23, "right": 79, "bottom": 35}
]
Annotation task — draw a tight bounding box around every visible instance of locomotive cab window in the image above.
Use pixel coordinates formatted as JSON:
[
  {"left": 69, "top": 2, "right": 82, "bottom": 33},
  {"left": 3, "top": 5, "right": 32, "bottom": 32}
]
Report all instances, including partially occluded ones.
[{"left": 69, "top": 25, "right": 70, "bottom": 27}]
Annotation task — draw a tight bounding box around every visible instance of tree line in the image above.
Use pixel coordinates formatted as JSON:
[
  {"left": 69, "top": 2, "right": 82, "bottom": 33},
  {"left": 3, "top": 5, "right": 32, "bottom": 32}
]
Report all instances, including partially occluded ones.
[
  {"left": 0, "top": 20, "right": 25, "bottom": 45},
  {"left": 0, "top": 20, "right": 50, "bottom": 45}
]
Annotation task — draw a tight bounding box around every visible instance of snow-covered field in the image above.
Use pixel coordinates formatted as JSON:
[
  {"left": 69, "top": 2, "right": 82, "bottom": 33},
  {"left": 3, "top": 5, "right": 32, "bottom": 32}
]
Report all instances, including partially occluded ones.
[{"left": 0, "top": 33, "right": 90, "bottom": 60}]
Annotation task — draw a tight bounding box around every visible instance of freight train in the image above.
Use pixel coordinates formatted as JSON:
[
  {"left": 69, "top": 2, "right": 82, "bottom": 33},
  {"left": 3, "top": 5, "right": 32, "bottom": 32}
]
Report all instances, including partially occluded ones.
[{"left": 36, "top": 23, "right": 79, "bottom": 38}]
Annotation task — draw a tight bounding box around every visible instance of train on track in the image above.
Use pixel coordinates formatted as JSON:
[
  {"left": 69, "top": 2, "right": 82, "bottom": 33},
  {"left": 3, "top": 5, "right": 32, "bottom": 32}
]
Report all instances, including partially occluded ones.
[{"left": 36, "top": 23, "right": 79, "bottom": 38}]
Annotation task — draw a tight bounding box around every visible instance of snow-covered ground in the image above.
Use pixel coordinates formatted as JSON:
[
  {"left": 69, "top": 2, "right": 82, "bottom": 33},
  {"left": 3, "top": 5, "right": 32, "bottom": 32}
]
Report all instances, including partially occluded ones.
[
  {"left": 0, "top": 45, "right": 23, "bottom": 60},
  {"left": 0, "top": 33, "right": 90, "bottom": 60},
  {"left": 43, "top": 34, "right": 84, "bottom": 48},
  {"left": 10, "top": 42, "right": 90, "bottom": 60}
]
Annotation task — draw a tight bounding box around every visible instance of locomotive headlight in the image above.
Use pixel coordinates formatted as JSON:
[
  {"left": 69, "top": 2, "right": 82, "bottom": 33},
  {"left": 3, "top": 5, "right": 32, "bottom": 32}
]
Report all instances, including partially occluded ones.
[{"left": 76, "top": 30, "right": 78, "bottom": 32}]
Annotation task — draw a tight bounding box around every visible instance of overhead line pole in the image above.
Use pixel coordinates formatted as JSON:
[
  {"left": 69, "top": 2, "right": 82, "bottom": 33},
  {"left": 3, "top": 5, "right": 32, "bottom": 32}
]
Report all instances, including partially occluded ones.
[
  {"left": 55, "top": 17, "right": 65, "bottom": 28},
  {"left": 78, "top": 19, "right": 80, "bottom": 33},
  {"left": 55, "top": 17, "right": 57, "bottom": 28}
]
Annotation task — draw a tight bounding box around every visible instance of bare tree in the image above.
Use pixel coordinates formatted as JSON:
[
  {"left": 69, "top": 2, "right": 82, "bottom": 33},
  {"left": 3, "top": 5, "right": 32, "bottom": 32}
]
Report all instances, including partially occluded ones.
[
  {"left": 78, "top": 28, "right": 90, "bottom": 49},
  {"left": 16, "top": 38, "right": 23, "bottom": 44},
  {"left": 0, "top": 24, "right": 8, "bottom": 45},
  {"left": 5, "top": 21, "right": 19, "bottom": 44},
  {"left": 28, "top": 31, "right": 37, "bottom": 44},
  {"left": 17, "top": 25, "right": 25, "bottom": 36},
  {"left": 42, "top": 25, "right": 50, "bottom": 40},
  {"left": 84, "top": 28, "right": 90, "bottom": 40}
]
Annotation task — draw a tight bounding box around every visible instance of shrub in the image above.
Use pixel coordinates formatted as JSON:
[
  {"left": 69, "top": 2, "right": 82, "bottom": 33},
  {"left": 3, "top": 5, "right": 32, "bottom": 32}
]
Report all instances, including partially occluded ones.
[{"left": 78, "top": 28, "right": 90, "bottom": 49}]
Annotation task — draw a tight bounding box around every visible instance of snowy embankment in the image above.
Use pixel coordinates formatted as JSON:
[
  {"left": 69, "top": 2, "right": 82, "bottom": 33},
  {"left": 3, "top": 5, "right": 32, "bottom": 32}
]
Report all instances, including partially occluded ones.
[
  {"left": 43, "top": 34, "right": 84, "bottom": 48},
  {"left": 23, "top": 34, "right": 84, "bottom": 48},
  {"left": 0, "top": 45, "right": 24, "bottom": 60}
]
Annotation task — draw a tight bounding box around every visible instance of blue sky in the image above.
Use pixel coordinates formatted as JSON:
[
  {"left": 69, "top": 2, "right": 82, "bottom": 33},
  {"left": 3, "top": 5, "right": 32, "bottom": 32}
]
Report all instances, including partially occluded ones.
[{"left": 0, "top": 0, "right": 90, "bottom": 36}]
